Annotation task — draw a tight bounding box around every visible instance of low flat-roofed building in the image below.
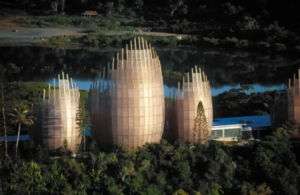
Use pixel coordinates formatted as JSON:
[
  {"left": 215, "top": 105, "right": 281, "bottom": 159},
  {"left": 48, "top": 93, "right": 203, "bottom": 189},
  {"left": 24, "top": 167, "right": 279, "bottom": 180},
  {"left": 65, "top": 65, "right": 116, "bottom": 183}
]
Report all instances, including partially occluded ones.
[
  {"left": 211, "top": 115, "right": 271, "bottom": 142},
  {"left": 1, "top": 116, "right": 272, "bottom": 145},
  {"left": 0, "top": 135, "right": 29, "bottom": 144}
]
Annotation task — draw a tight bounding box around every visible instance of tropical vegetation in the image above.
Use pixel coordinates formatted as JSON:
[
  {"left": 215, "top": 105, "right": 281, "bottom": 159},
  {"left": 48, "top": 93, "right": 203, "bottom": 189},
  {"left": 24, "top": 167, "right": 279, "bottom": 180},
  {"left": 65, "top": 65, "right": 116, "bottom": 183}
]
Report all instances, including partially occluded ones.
[
  {"left": 2, "top": 0, "right": 300, "bottom": 53},
  {"left": 8, "top": 102, "right": 35, "bottom": 156},
  {"left": 0, "top": 125, "right": 300, "bottom": 195}
]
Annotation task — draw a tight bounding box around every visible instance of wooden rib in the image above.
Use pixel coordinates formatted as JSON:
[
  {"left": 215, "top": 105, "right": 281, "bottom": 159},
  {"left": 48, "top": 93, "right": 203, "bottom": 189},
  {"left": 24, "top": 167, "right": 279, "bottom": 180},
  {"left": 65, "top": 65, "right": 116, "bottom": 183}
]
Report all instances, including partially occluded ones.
[
  {"left": 138, "top": 37, "right": 142, "bottom": 67},
  {"left": 48, "top": 84, "right": 50, "bottom": 104},
  {"left": 122, "top": 48, "right": 124, "bottom": 70},
  {"left": 187, "top": 72, "right": 190, "bottom": 92},
  {"left": 134, "top": 38, "right": 138, "bottom": 68},
  {"left": 53, "top": 78, "right": 56, "bottom": 104},
  {"left": 112, "top": 57, "right": 115, "bottom": 82},
  {"left": 130, "top": 41, "right": 133, "bottom": 69},
  {"left": 62, "top": 72, "right": 67, "bottom": 100},
  {"left": 298, "top": 69, "right": 300, "bottom": 93},
  {"left": 134, "top": 38, "right": 138, "bottom": 82},
  {"left": 99, "top": 71, "right": 101, "bottom": 92},
  {"left": 191, "top": 68, "right": 194, "bottom": 93},
  {"left": 182, "top": 77, "right": 185, "bottom": 99},
  {"left": 199, "top": 68, "right": 203, "bottom": 99},
  {"left": 58, "top": 74, "right": 60, "bottom": 98},
  {"left": 107, "top": 62, "right": 110, "bottom": 85},
  {"left": 107, "top": 63, "right": 110, "bottom": 90},
  {"left": 71, "top": 78, "right": 75, "bottom": 103},
  {"left": 145, "top": 40, "right": 150, "bottom": 68},
  {"left": 145, "top": 40, "right": 151, "bottom": 81},
  {"left": 117, "top": 53, "right": 119, "bottom": 70},
  {"left": 289, "top": 78, "right": 291, "bottom": 89},
  {"left": 195, "top": 66, "right": 200, "bottom": 99},
  {"left": 203, "top": 72, "right": 207, "bottom": 98},
  {"left": 43, "top": 89, "right": 45, "bottom": 100},
  {"left": 126, "top": 44, "right": 128, "bottom": 69},
  {"left": 74, "top": 83, "right": 77, "bottom": 103},
  {"left": 102, "top": 67, "right": 105, "bottom": 92},
  {"left": 66, "top": 74, "right": 71, "bottom": 100},
  {"left": 178, "top": 82, "right": 180, "bottom": 99},
  {"left": 151, "top": 48, "right": 155, "bottom": 77},
  {"left": 95, "top": 75, "right": 98, "bottom": 96},
  {"left": 173, "top": 87, "right": 175, "bottom": 99},
  {"left": 142, "top": 38, "right": 148, "bottom": 81},
  {"left": 149, "top": 43, "right": 152, "bottom": 58},
  {"left": 294, "top": 73, "right": 296, "bottom": 90}
]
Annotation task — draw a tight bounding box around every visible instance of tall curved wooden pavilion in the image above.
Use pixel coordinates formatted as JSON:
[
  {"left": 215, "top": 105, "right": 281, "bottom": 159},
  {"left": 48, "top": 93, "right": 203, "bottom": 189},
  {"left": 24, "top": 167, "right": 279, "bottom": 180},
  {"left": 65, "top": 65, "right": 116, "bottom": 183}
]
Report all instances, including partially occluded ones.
[
  {"left": 30, "top": 72, "right": 81, "bottom": 153},
  {"left": 165, "top": 68, "right": 213, "bottom": 144},
  {"left": 271, "top": 70, "right": 300, "bottom": 129},
  {"left": 89, "top": 38, "right": 165, "bottom": 150}
]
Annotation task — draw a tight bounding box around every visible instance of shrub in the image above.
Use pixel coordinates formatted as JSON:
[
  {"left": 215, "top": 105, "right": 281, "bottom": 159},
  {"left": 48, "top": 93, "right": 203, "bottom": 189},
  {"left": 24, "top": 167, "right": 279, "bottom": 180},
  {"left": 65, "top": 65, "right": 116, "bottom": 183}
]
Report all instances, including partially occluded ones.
[
  {"left": 124, "top": 10, "right": 136, "bottom": 18},
  {"left": 256, "top": 41, "right": 271, "bottom": 49},
  {"left": 203, "top": 37, "right": 219, "bottom": 46},
  {"left": 171, "top": 24, "right": 180, "bottom": 32},
  {"left": 272, "top": 43, "right": 287, "bottom": 51},
  {"left": 82, "top": 35, "right": 99, "bottom": 45},
  {"left": 236, "top": 39, "right": 249, "bottom": 48},
  {"left": 221, "top": 37, "right": 239, "bottom": 48},
  {"left": 158, "top": 19, "right": 167, "bottom": 28}
]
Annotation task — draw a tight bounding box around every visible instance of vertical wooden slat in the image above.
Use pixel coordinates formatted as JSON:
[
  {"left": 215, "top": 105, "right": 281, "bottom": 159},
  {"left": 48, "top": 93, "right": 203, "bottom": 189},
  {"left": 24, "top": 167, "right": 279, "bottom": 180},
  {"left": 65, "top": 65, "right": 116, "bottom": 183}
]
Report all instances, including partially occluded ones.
[
  {"left": 130, "top": 41, "right": 133, "bottom": 69},
  {"left": 48, "top": 84, "right": 50, "bottom": 105},
  {"left": 58, "top": 74, "right": 61, "bottom": 99},
  {"left": 117, "top": 53, "right": 119, "bottom": 70},
  {"left": 122, "top": 49, "right": 124, "bottom": 70},
  {"left": 53, "top": 78, "right": 56, "bottom": 104},
  {"left": 182, "top": 77, "right": 185, "bottom": 99},
  {"left": 298, "top": 69, "right": 300, "bottom": 94}
]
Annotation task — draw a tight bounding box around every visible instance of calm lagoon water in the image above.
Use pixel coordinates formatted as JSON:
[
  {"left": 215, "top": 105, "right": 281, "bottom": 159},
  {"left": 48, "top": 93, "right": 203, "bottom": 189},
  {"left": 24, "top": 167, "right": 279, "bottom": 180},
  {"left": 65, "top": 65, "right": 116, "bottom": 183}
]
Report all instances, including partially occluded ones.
[
  {"left": 1, "top": 46, "right": 298, "bottom": 95},
  {"left": 40, "top": 78, "right": 285, "bottom": 96}
]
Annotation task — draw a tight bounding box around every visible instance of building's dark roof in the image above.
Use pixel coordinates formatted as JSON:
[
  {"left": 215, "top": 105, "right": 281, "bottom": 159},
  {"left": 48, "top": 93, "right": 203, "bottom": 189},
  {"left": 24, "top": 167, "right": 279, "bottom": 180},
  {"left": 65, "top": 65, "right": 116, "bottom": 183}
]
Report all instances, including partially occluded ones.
[
  {"left": 213, "top": 115, "right": 271, "bottom": 128},
  {"left": 0, "top": 135, "right": 29, "bottom": 143}
]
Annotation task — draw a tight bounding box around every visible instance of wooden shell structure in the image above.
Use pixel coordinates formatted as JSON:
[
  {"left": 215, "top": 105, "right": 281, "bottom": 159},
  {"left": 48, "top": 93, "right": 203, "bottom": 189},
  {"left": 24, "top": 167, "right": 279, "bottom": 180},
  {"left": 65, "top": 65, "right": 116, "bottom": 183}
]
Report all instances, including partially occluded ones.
[
  {"left": 89, "top": 38, "right": 165, "bottom": 151},
  {"left": 165, "top": 67, "right": 213, "bottom": 143},
  {"left": 30, "top": 72, "right": 81, "bottom": 153},
  {"left": 271, "top": 69, "right": 300, "bottom": 129}
]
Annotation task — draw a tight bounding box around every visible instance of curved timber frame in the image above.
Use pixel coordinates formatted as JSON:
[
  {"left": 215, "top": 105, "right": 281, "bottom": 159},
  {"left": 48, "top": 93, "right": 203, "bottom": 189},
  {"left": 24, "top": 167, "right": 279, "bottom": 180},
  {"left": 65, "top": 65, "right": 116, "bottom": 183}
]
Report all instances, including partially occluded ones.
[
  {"left": 31, "top": 72, "right": 81, "bottom": 153},
  {"left": 165, "top": 68, "right": 213, "bottom": 143},
  {"left": 271, "top": 69, "right": 300, "bottom": 129},
  {"left": 89, "top": 37, "right": 165, "bottom": 151}
]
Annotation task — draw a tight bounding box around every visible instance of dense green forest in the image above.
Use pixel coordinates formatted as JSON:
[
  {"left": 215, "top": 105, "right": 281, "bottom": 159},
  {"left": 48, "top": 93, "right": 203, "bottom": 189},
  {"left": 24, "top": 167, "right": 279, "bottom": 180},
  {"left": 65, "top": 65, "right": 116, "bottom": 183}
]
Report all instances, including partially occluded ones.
[
  {"left": 0, "top": 46, "right": 298, "bottom": 88},
  {"left": 2, "top": 1, "right": 300, "bottom": 194},
  {"left": 0, "top": 75, "right": 299, "bottom": 195},
  {"left": 1, "top": 126, "right": 300, "bottom": 195},
  {"left": 2, "top": 0, "right": 300, "bottom": 53}
]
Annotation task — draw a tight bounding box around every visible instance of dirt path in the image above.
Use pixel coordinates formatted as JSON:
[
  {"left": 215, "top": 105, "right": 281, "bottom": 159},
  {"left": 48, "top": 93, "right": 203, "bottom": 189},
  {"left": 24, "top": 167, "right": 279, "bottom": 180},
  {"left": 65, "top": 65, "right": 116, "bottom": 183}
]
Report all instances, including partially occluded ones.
[
  {"left": 131, "top": 31, "right": 189, "bottom": 38},
  {"left": 0, "top": 27, "right": 87, "bottom": 43},
  {"left": 0, "top": 16, "right": 87, "bottom": 43},
  {"left": 0, "top": 16, "right": 190, "bottom": 44}
]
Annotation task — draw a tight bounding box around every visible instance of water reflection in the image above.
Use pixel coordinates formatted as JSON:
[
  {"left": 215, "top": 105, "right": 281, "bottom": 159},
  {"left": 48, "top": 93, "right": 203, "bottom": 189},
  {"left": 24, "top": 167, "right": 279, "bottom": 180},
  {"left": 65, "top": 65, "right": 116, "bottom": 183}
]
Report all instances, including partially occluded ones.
[
  {"left": 1, "top": 46, "right": 298, "bottom": 95},
  {"left": 40, "top": 77, "right": 285, "bottom": 96}
]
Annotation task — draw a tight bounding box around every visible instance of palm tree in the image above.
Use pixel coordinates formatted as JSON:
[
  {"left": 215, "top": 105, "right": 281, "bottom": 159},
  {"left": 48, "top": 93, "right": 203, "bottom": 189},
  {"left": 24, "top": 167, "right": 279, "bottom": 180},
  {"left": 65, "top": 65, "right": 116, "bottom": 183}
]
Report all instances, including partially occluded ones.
[
  {"left": 0, "top": 65, "right": 8, "bottom": 159},
  {"left": 76, "top": 97, "right": 91, "bottom": 153},
  {"left": 9, "top": 102, "right": 36, "bottom": 157}
]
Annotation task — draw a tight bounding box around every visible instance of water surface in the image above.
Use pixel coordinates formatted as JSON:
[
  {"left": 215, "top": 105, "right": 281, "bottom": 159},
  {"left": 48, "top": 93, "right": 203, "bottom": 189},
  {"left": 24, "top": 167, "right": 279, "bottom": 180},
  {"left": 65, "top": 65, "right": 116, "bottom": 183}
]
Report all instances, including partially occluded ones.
[{"left": 1, "top": 46, "right": 298, "bottom": 95}]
